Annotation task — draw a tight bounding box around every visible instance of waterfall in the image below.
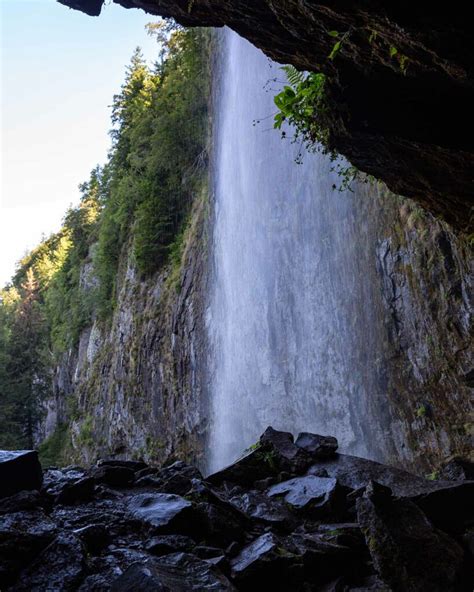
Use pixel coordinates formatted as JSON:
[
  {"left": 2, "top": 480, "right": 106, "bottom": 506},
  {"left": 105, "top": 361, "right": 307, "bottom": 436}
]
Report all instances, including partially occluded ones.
[{"left": 207, "top": 30, "right": 387, "bottom": 473}]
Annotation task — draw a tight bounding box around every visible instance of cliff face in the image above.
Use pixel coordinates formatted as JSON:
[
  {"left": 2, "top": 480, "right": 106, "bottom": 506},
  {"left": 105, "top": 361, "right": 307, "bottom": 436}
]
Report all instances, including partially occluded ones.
[
  {"left": 39, "top": 178, "right": 473, "bottom": 474},
  {"left": 58, "top": 0, "right": 473, "bottom": 232},
  {"left": 40, "top": 191, "right": 210, "bottom": 467},
  {"left": 348, "top": 183, "right": 473, "bottom": 472}
]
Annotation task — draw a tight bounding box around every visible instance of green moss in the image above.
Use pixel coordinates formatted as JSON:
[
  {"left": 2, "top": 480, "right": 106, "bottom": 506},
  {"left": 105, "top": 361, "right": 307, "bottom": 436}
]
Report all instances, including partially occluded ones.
[
  {"left": 416, "top": 405, "right": 427, "bottom": 418},
  {"left": 38, "top": 423, "right": 70, "bottom": 467}
]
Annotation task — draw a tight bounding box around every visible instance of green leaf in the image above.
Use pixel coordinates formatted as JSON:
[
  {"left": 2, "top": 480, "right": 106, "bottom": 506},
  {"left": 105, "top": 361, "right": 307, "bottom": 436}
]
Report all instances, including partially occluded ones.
[
  {"left": 389, "top": 45, "right": 398, "bottom": 58},
  {"left": 328, "top": 40, "right": 342, "bottom": 60},
  {"left": 328, "top": 30, "right": 339, "bottom": 37}
]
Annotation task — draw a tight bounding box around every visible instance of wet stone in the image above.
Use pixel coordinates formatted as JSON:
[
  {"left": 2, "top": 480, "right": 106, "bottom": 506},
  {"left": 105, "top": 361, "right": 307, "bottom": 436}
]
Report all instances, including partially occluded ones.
[
  {"left": 0, "top": 510, "right": 57, "bottom": 587},
  {"left": 127, "top": 492, "right": 194, "bottom": 533},
  {"left": 14, "top": 532, "right": 85, "bottom": 591},
  {"left": 0, "top": 450, "right": 43, "bottom": 499},
  {"left": 268, "top": 475, "right": 343, "bottom": 517},
  {"left": 229, "top": 489, "right": 297, "bottom": 530},
  {"left": 357, "top": 487, "right": 465, "bottom": 591},
  {"left": 73, "top": 523, "right": 110, "bottom": 554},
  {"left": 112, "top": 553, "right": 236, "bottom": 591},
  {"left": 0, "top": 489, "right": 41, "bottom": 514},
  {"left": 55, "top": 476, "right": 96, "bottom": 505},
  {"left": 295, "top": 432, "right": 339, "bottom": 457},
  {"left": 145, "top": 534, "right": 196, "bottom": 556},
  {"left": 90, "top": 465, "right": 135, "bottom": 488},
  {"left": 136, "top": 460, "right": 201, "bottom": 495}
]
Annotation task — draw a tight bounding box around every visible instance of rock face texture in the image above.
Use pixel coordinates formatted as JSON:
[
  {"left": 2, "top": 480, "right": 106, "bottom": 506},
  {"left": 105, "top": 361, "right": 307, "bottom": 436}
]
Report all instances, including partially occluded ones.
[
  {"left": 57, "top": 0, "right": 473, "bottom": 231},
  {"left": 39, "top": 193, "right": 210, "bottom": 467},
  {"left": 1, "top": 428, "right": 473, "bottom": 591}
]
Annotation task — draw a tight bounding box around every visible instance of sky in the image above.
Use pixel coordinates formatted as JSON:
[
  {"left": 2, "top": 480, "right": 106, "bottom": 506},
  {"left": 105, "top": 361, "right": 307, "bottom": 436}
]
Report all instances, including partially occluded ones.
[{"left": 0, "top": 0, "right": 160, "bottom": 287}]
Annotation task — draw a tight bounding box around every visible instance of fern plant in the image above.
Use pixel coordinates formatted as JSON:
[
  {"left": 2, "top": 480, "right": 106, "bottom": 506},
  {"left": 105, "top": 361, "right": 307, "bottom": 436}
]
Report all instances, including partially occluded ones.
[{"left": 273, "top": 66, "right": 330, "bottom": 154}]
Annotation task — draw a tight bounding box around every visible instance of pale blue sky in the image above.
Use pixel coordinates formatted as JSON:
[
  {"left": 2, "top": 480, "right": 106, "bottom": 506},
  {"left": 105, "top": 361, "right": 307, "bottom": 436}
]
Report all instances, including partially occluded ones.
[{"left": 1, "top": 0, "right": 160, "bottom": 287}]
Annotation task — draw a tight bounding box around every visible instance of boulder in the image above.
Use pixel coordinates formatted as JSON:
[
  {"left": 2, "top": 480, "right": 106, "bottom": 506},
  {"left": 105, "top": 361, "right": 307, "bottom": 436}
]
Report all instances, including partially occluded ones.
[
  {"left": 207, "top": 427, "right": 312, "bottom": 487},
  {"left": 438, "top": 458, "right": 474, "bottom": 481},
  {"left": 55, "top": 476, "right": 96, "bottom": 505},
  {"left": 145, "top": 534, "right": 196, "bottom": 556},
  {"left": 136, "top": 461, "right": 202, "bottom": 495},
  {"left": 90, "top": 465, "right": 135, "bottom": 487},
  {"left": 230, "top": 532, "right": 301, "bottom": 587},
  {"left": 0, "top": 489, "right": 41, "bottom": 514},
  {"left": 413, "top": 481, "right": 474, "bottom": 533},
  {"left": 14, "top": 532, "right": 85, "bottom": 591},
  {"left": 306, "top": 453, "right": 453, "bottom": 497},
  {"left": 0, "top": 510, "right": 57, "bottom": 587},
  {"left": 268, "top": 475, "right": 345, "bottom": 518},
  {"left": 0, "top": 450, "right": 43, "bottom": 498},
  {"left": 295, "top": 432, "right": 338, "bottom": 457},
  {"left": 73, "top": 523, "right": 110, "bottom": 554},
  {"left": 127, "top": 493, "right": 195, "bottom": 534},
  {"left": 112, "top": 553, "right": 236, "bottom": 591},
  {"left": 260, "top": 426, "right": 313, "bottom": 473},
  {"left": 110, "top": 562, "right": 169, "bottom": 591},
  {"left": 229, "top": 490, "right": 297, "bottom": 530},
  {"left": 357, "top": 484, "right": 465, "bottom": 591},
  {"left": 97, "top": 459, "right": 148, "bottom": 472}
]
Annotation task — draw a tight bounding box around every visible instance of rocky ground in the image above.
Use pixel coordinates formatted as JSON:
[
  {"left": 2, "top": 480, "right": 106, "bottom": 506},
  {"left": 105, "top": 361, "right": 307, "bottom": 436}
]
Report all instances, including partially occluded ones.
[{"left": 1, "top": 428, "right": 473, "bottom": 591}]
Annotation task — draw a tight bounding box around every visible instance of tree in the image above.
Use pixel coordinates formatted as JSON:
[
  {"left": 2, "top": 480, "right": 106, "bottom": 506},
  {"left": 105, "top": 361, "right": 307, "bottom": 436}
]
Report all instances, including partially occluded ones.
[{"left": 6, "top": 269, "right": 48, "bottom": 448}]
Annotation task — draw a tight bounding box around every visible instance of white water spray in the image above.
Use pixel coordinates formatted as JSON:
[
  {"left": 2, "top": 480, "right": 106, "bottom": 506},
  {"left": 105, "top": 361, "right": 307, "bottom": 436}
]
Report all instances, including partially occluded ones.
[{"left": 207, "top": 30, "right": 386, "bottom": 473}]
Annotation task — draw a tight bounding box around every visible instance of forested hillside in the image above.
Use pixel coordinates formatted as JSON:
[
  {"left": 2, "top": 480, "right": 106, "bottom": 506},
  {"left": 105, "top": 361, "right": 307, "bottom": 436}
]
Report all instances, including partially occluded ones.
[{"left": 0, "top": 24, "right": 211, "bottom": 460}]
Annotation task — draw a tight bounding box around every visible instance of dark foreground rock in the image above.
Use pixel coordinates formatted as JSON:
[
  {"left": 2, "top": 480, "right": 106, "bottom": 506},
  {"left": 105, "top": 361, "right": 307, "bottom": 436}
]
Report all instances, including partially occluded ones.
[
  {"left": 1, "top": 428, "right": 473, "bottom": 591},
  {"left": 0, "top": 450, "right": 43, "bottom": 499}
]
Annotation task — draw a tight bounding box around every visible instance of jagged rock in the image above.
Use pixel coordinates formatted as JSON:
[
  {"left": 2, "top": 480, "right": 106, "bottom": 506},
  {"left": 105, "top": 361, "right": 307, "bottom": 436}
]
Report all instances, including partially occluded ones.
[
  {"left": 0, "top": 510, "right": 57, "bottom": 587},
  {"left": 208, "top": 427, "right": 312, "bottom": 486},
  {"left": 295, "top": 432, "right": 338, "bottom": 457},
  {"left": 194, "top": 545, "right": 225, "bottom": 559},
  {"left": 229, "top": 490, "right": 297, "bottom": 530},
  {"left": 91, "top": 465, "right": 135, "bottom": 487},
  {"left": 285, "top": 532, "right": 362, "bottom": 585},
  {"left": 357, "top": 484, "right": 465, "bottom": 592},
  {"left": 260, "top": 426, "right": 313, "bottom": 473},
  {"left": 1, "top": 435, "right": 473, "bottom": 590},
  {"left": 438, "top": 457, "right": 474, "bottom": 481},
  {"left": 110, "top": 562, "right": 169, "bottom": 591},
  {"left": 127, "top": 493, "right": 195, "bottom": 533},
  {"left": 207, "top": 447, "right": 280, "bottom": 487},
  {"left": 268, "top": 475, "right": 345, "bottom": 518},
  {"left": 318, "top": 523, "right": 367, "bottom": 554},
  {"left": 14, "top": 532, "right": 86, "bottom": 591},
  {"left": 136, "top": 460, "right": 202, "bottom": 495},
  {"left": 196, "top": 501, "right": 247, "bottom": 547},
  {"left": 0, "top": 450, "right": 43, "bottom": 498},
  {"left": 112, "top": 553, "right": 236, "bottom": 591},
  {"left": 43, "top": 467, "right": 88, "bottom": 498},
  {"left": 73, "top": 523, "right": 110, "bottom": 554},
  {"left": 413, "top": 481, "right": 474, "bottom": 533},
  {"left": 0, "top": 490, "right": 41, "bottom": 514},
  {"left": 55, "top": 476, "right": 96, "bottom": 505},
  {"left": 230, "top": 532, "right": 301, "bottom": 587},
  {"left": 98, "top": 459, "right": 148, "bottom": 472},
  {"left": 306, "top": 453, "right": 453, "bottom": 497},
  {"left": 145, "top": 534, "right": 196, "bottom": 556}
]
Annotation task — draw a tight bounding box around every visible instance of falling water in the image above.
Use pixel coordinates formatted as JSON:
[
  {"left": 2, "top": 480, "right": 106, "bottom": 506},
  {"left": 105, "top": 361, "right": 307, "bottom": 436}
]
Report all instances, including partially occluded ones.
[{"left": 207, "top": 30, "right": 388, "bottom": 473}]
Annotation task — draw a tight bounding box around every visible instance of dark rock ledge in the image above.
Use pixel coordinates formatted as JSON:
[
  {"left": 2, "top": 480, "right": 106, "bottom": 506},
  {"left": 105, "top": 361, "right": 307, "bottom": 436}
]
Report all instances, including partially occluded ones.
[
  {"left": 1, "top": 427, "right": 473, "bottom": 591},
  {"left": 57, "top": 1, "right": 474, "bottom": 232}
]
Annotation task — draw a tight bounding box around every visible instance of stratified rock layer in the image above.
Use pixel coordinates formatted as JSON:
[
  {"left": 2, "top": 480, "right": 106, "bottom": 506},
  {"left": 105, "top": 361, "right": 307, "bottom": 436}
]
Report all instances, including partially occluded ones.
[
  {"left": 1, "top": 429, "right": 473, "bottom": 590},
  {"left": 57, "top": 0, "right": 474, "bottom": 231}
]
